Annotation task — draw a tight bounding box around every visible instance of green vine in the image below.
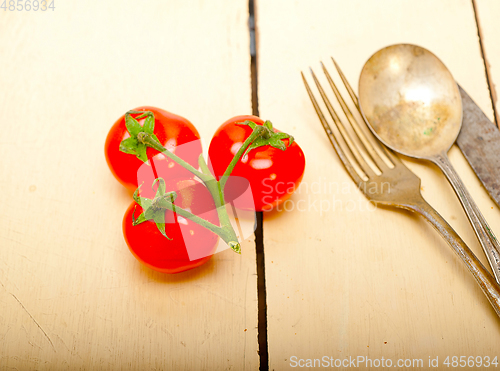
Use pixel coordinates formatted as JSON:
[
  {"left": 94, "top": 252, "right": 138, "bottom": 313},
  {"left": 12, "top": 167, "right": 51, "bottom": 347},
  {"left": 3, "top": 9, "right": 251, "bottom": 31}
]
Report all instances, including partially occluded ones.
[{"left": 119, "top": 111, "right": 293, "bottom": 253}]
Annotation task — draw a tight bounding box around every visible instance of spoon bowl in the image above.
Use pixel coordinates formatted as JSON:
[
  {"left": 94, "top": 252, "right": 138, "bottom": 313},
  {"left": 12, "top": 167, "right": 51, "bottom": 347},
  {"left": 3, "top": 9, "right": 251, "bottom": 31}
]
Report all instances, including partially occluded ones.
[{"left": 358, "top": 44, "right": 462, "bottom": 159}]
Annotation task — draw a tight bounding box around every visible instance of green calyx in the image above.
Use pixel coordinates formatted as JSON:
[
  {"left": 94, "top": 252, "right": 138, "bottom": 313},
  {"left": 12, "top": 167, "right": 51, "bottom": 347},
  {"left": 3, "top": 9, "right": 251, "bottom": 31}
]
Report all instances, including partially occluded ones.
[
  {"left": 238, "top": 120, "right": 294, "bottom": 156},
  {"left": 131, "top": 177, "right": 241, "bottom": 254},
  {"left": 119, "top": 110, "right": 160, "bottom": 162},
  {"left": 132, "top": 178, "right": 177, "bottom": 240}
]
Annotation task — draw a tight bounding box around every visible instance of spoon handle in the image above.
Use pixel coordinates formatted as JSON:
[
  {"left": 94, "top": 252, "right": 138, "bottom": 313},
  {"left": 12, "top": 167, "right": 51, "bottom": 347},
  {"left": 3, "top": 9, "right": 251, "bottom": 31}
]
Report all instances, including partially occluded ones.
[
  {"left": 411, "top": 198, "right": 500, "bottom": 317},
  {"left": 434, "top": 153, "right": 500, "bottom": 284}
]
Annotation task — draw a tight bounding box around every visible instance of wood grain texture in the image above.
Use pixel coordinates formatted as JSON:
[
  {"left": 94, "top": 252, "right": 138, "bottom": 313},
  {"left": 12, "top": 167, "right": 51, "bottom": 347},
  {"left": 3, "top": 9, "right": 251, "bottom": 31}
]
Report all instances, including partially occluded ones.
[
  {"left": 256, "top": 0, "right": 500, "bottom": 369},
  {"left": 0, "top": 1, "right": 258, "bottom": 370},
  {"left": 475, "top": 0, "right": 500, "bottom": 126}
]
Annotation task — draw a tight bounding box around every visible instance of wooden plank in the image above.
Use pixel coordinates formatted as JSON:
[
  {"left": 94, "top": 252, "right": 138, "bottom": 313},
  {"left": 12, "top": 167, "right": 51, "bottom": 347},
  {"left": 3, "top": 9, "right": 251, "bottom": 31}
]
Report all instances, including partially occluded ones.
[
  {"left": 257, "top": 0, "right": 500, "bottom": 369},
  {"left": 475, "top": 0, "right": 500, "bottom": 126},
  {"left": 0, "top": 1, "right": 258, "bottom": 370}
]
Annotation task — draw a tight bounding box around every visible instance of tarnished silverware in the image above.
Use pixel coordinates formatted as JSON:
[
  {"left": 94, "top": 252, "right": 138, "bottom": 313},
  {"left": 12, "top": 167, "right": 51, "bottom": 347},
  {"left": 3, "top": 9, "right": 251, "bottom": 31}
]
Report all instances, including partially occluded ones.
[
  {"left": 358, "top": 44, "right": 500, "bottom": 283},
  {"left": 302, "top": 59, "right": 500, "bottom": 318}
]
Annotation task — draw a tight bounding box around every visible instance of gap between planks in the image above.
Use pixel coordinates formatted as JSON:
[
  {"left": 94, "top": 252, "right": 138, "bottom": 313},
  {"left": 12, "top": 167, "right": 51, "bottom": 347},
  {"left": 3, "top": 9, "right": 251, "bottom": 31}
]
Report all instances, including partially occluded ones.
[
  {"left": 472, "top": 0, "right": 499, "bottom": 127},
  {"left": 249, "top": 0, "right": 270, "bottom": 370}
]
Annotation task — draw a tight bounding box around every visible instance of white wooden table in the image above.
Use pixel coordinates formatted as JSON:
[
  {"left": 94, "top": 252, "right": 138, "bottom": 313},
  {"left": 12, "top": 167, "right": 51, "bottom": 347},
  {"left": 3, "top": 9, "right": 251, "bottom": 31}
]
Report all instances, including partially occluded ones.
[{"left": 1, "top": 1, "right": 499, "bottom": 370}]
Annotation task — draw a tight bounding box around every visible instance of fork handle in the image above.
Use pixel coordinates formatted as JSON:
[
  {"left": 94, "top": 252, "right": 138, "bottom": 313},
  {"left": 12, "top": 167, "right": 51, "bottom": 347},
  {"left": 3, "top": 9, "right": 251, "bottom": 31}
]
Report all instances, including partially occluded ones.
[{"left": 410, "top": 198, "right": 500, "bottom": 318}]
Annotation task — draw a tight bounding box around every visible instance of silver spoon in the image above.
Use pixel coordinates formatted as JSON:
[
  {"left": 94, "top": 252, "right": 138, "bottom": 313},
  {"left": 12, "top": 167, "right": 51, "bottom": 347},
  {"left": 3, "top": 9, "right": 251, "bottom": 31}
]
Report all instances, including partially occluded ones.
[{"left": 358, "top": 43, "right": 500, "bottom": 283}]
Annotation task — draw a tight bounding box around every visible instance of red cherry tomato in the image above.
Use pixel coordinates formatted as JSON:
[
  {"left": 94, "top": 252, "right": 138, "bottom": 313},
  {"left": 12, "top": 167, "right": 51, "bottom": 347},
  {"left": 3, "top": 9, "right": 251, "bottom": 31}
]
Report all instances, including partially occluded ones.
[
  {"left": 123, "top": 178, "right": 220, "bottom": 274},
  {"left": 105, "top": 106, "right": 201, "bottom": 192},
  {"left": 208, "top": 115, "right": 305, "bottom": 211}
]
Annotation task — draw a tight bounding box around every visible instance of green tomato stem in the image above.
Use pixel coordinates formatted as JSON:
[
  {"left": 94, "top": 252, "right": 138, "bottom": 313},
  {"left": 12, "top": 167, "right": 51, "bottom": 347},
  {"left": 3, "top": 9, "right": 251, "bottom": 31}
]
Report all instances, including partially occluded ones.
[
  {"left": 214, "top": 126, "right": 269, "bottom": 235},
  {"left": 220, "top": 125, "right": 267, "bottom": 191},
  {"left": 161, "top": 198, "right": 239, "bottom": 250},
  {"left": 135, "top": 131, "right": 242, "bottom": 252},
  {"left": 129, "top": 115, "right": 271, "bottom": 254},
  {"left": 137, "top": 132, "right": 213, "bottom": 183}
]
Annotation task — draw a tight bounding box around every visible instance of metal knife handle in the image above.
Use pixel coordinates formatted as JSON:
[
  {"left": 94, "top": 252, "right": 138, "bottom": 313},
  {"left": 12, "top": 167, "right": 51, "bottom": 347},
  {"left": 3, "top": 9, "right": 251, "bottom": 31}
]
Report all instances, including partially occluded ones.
[
  {"left": 412, "top": 198, "right": 500, "bottom": 318},
  {"left": 434, "top": 153, "right": 500, "bottom": 284}
]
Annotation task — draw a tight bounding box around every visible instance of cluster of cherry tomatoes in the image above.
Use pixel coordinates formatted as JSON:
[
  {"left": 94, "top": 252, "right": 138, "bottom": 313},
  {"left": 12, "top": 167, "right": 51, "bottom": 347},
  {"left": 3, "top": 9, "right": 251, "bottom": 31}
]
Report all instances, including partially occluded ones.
[{"left": 105, "top": 107, "right": 305, "bottom": 274}]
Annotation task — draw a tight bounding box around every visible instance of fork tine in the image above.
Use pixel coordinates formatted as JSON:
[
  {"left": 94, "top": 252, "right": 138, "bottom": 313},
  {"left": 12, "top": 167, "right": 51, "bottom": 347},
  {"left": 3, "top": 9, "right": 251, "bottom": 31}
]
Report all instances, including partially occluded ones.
[
  {"left": 331, "top": 57, "right": 399, "bottom": 166},
  {"left": 323, "top": 60, "right": 390, "bottom": 171},
  {"left": 301, "top": 71, "right": 364, "bottom": 186},
  {"left": 308, "top": 68, "right": 377, "bottom": 179},
  {"left": 331, "top": 57, "right": 359, "bottom": 111}
]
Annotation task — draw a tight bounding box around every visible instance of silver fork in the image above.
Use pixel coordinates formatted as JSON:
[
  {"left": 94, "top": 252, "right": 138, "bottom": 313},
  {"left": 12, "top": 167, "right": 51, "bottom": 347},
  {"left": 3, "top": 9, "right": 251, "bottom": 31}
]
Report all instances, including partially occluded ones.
[{"left": 302, "top": 59, "right": 500, "bottom": 317}]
